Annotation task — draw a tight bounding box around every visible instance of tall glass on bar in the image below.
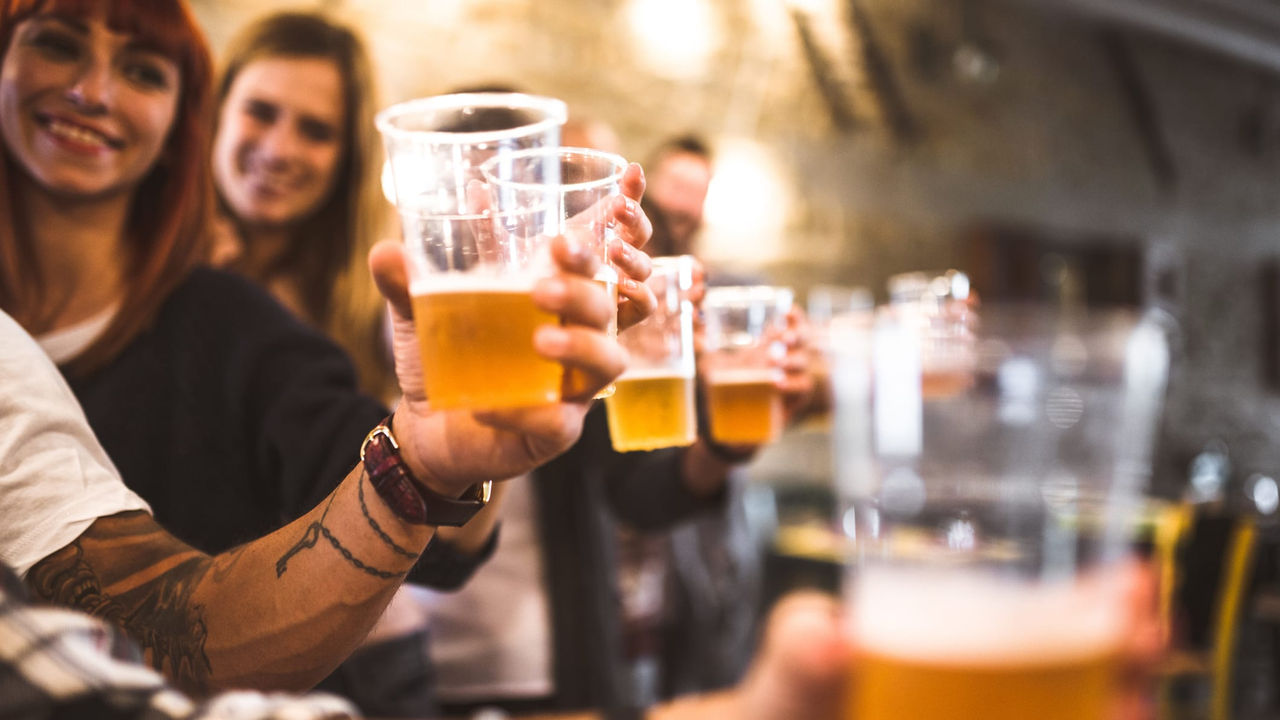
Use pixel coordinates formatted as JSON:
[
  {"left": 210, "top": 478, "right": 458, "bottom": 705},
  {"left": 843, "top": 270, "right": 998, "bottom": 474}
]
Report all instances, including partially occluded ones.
[
  {"left": 701, "top": 286, "right": 794, "bottom": 445},
  {"left": 831, "top": 305, "right": 1170, "bottom": 720},
  {"left": 887, "top": 269, "right": 976, "bottom": 398},
  {"left": 480, "top": 146, "right": 628, "bottom": 399},
  {"left": 606, "top": 255, "right": 697, "bottom": 452},
  {"left": 807, "top": 284, "right": 874, "bottom": 423},
  {"left": 376, "top": 93, "right": 567, "bottom": 411}
]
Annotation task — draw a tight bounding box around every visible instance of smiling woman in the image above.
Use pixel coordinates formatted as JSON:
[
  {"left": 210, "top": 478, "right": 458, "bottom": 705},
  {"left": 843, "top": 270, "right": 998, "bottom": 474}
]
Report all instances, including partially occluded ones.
[
  {"left": 0, "top": 0, "right": 212, "bottom": 374},
  {"left": 209, "top": 12, "right": 393, "bottom": 400}
]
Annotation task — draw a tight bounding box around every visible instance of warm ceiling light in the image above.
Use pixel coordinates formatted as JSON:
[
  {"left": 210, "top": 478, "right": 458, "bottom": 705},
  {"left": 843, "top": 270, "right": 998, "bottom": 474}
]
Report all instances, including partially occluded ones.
[
  {"left": 701, "top": 140, "right": 790, "bottom": 264},
  {"left": 626, "top": 0, "right": 720, "bottom": 81},
  {"left": 779, "top": 0, "right": 836, "bottom": 14}
]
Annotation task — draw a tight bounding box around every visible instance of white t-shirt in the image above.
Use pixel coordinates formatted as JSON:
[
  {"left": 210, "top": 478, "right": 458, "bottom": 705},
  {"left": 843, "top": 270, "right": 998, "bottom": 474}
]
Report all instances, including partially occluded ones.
[
  {"left": 0, "top": 310, "right": 149, "bottom": 577},
  {"left": 36, "top": 304, "right": 116, "bottom": 364},
  {"left": 423, "top": 475, "right": 554, "bottom": 701}
]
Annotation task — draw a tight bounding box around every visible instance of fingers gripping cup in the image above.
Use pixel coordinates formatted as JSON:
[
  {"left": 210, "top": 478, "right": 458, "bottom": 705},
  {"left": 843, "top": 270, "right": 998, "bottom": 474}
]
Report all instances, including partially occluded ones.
[
  {"left": 701, "top": 286, "right": 794, "bottom": 446},
  {"left": 480, "top": 146, "right": 629, "bottom": 399},
  {"left": 377, "top": 93, "right": 567, "bottom": 411},
  {"left": 831, "top": 306, "right": 1171, "bottom": 720},
  {"left": 606, "top": 255, "right": 697, "bottom": 452}
]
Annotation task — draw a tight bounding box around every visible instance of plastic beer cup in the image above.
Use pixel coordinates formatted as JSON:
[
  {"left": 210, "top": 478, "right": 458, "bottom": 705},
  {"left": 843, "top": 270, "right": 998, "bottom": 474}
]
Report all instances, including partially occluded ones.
[
  {"left": 606, "top": 255, "right": 697, "bottom": 452},
  {"left": 377, "top": 93, "right": 567, "bottom": 411},
  {"left": 701, "top": 285, "right": 794, "bottom": 446}
]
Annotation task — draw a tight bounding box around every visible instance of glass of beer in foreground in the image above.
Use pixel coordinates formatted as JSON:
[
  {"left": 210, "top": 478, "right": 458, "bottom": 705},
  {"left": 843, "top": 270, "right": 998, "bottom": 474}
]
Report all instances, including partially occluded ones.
[
  {"left": 376, "top": 93, "right": 567, "bottom": 411},
  {"left": 831, "top": 305, "right": 1170, "bottom": 720},
  {"left": 480, "top": 146, "right": 628, "bottom": 399},
  {"left": 606, "top": 255, "right": 697, "bottom": 452},
  {"left": 701, "top": 285, "right": 794, "bottom": 445}
]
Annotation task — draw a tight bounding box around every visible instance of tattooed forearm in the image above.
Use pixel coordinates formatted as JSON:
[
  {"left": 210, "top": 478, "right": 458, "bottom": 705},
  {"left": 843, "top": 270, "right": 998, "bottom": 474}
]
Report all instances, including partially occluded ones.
[
  {"left": 27, "top": 519, "right": 214, "bottom": 692},
  {"left": 19, "top": 462, "right": 436, "bottom": 695},
  {"left": 357, "top": 470, "right": 418, "bottom": 560},
  {"left": 275, "top": 480, "right": 413, "bottom": 579}
]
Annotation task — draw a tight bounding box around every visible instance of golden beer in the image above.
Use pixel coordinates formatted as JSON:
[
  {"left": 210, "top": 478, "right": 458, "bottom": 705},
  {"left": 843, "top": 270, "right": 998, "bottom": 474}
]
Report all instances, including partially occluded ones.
[
  {"left": 921, "top": 368, "right": 974, "bottom": 399},
  {"left": 592, "top": 267, "right": 619, "bottom": 400},
  {"left": 849, "top": 571, "right": 1124, "bottom": 720},
  {"left": 605, "top": 370, "right": 696, "bottom": 452},
  {"left": 705, "top": 369, "right": 782, "bottom": 445},
  {"left": 411, "top": 278, "right": 561, "bottom": 410}
]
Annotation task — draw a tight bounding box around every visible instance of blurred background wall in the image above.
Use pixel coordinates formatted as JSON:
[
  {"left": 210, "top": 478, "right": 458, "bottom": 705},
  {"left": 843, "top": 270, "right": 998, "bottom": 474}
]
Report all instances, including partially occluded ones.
[{"left": 190, "top": 0, "right": 1280, "bottom": 497}]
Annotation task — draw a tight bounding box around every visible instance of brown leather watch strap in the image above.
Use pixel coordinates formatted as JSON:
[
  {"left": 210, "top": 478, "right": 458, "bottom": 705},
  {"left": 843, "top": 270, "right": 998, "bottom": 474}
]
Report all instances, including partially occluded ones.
[{"left": 361, "top": 418, "right": 491, "bottom": 527}]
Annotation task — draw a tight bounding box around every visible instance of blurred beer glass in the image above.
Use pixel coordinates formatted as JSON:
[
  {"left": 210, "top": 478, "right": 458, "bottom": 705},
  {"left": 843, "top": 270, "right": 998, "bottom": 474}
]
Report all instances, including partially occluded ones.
[
  {"left": 481, "top": 146, "right": 628, "bottom": 399},
  {"left": 831, "top": 306, "right": 1170, "bottom": 720},
  {"left": 888, "top": 269, "right": 976, "bottom": 398},
  {"left": 701, "top": 285, "right": 794, "bottom": 445},
  {"left": 376, "top": 93, "right": 567, "bottom": 411},
  {"left": 807, "top": 284, "right": 874, "bottom": 422},
  {"left": 606, "top": 255, "right": 697, "bottom": 452}
]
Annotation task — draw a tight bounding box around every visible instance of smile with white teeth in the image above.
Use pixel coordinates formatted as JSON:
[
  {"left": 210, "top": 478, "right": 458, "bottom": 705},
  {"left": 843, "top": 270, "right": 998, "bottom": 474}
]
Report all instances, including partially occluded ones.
[{"left": 45, "top": 118, "right": 114, "bottom": 149}]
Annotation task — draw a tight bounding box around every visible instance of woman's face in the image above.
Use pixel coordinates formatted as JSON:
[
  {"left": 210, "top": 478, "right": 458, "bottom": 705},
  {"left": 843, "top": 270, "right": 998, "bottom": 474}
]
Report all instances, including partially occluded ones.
[
  {"left": 212, "top": 56, "right": 345, "bottom": 231},
  {"left": 0, "top": 13, "right": 181, "bottom": 200}
]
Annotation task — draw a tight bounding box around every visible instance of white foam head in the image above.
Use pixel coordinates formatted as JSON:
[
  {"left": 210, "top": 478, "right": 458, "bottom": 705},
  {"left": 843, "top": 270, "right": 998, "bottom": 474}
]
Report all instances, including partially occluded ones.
[
  {"left": 410, "top": 272, "right": 540, "bottom": 296},
  {"left": 851, "top": 567, "right": 1127, "bottom": 665},
  {"left": 619, "top": 367, "right": 695, "bottom": 381},
  {"left": 707, "top": 367, "right": 780, "bottom": 385}
]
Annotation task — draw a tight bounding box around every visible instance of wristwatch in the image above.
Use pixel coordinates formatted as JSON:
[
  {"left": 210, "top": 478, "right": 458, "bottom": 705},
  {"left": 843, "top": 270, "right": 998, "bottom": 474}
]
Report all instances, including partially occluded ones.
[{"left": 360, "top": 417, "right": 492, "bottom": 527}]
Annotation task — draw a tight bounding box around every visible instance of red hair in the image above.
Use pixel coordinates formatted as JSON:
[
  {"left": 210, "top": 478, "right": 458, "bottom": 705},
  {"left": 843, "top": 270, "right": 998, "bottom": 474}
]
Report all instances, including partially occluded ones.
[{"left": 0, "top": 0, "right": 213, "bottom": 375}]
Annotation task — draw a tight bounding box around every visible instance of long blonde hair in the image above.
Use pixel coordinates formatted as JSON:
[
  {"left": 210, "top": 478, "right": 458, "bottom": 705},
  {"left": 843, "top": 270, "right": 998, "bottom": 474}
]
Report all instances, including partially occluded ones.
[{"left": 215, "top": 11, "right": 394, "bottom": 399}]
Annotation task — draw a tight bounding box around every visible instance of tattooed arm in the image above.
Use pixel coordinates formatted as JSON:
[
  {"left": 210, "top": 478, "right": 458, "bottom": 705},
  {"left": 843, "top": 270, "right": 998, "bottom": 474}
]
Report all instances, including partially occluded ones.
[{"left": 27, "top": 462, "right": 435, "bottom": 697}]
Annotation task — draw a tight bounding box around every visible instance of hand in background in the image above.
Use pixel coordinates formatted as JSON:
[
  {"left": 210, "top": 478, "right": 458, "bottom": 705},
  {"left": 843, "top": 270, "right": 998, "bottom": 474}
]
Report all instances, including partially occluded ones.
[
  {"left": 778, "top": 305, "right": 817, "bottom": 426},
  {"left": 652, "top": 592, "right": 853, "bottom": 720},
  {"left": 611, "top": 163, "right": 657, "bottom": 331}
]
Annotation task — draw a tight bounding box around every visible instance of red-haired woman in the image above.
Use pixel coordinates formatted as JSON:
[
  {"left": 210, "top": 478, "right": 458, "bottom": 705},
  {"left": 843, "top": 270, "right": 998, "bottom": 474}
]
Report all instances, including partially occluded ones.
[{"left": 0, "top": 0, "right": 650, "bottom": 691}]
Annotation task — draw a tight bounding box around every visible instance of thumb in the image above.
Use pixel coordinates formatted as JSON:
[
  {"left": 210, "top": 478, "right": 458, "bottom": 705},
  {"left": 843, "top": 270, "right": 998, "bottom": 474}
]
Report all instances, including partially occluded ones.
[{"left": 369, "top": 240, "right": 413, "bottom": 321}]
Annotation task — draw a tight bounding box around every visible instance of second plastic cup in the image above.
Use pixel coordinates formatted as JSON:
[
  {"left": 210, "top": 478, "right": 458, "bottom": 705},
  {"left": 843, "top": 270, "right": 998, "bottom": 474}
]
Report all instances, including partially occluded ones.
[
  {"left": 606, "top": 255, "right": 697, "bottom": 452},
  {"left": 481, "top": 146, "right": 628, "bottom": 399}
]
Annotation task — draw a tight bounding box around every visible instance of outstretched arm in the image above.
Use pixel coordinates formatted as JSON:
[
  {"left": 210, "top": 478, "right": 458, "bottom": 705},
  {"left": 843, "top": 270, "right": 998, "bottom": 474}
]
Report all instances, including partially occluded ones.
[{"left": 27, "top": 460, "right": 434, "bottom": 696}]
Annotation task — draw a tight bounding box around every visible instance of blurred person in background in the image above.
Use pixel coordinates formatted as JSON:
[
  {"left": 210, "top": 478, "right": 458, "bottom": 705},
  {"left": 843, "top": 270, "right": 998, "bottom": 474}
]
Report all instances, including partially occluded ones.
[
  {"left": 643, "top": 135, "right": 818, "bottom": 701},
  {"left": 561, "top": 113, "right": 622, "bottom": 155},
  {"left": 645, "top": 135, "right": 713, "bottom": 259}
]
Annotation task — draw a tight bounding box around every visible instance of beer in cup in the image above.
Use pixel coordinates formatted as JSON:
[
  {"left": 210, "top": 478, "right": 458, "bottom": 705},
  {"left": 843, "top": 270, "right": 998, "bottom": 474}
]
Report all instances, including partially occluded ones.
[
  {"left": 887, "top": 269, "right": 976, "bottom": 398},
  {"left": 377, "top": 93, "right": 567, "bottom": 411},
  {"left": 480, "top": 146, "right": 628, "bottom": 399},
  {"left": 606, "top": 255, "right": 697, "bottom": 452},
  {"left": 701, "top": 285, "right": 794, "bottom": 446},
  {"left": 831, "top": 306, "right": 1171, "bottom": 720}
]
